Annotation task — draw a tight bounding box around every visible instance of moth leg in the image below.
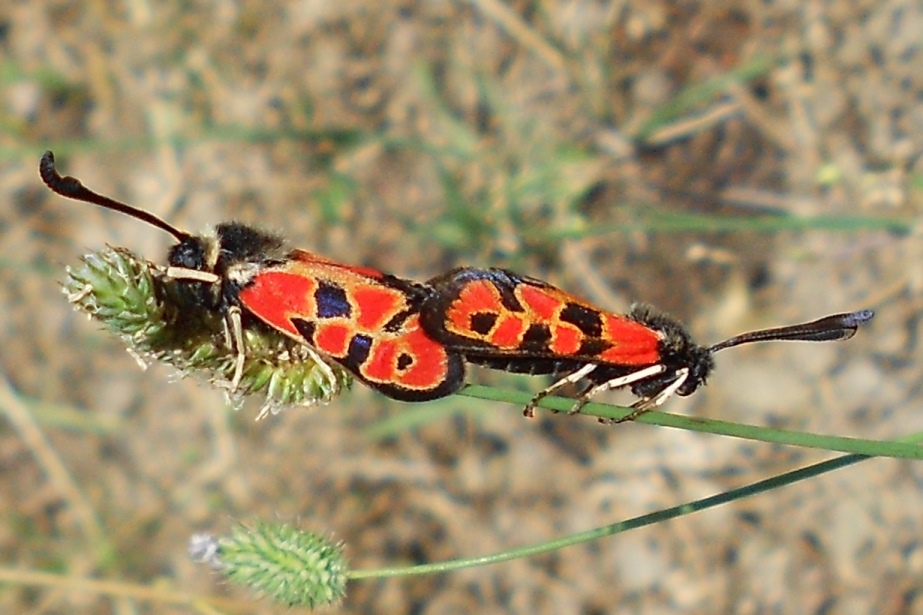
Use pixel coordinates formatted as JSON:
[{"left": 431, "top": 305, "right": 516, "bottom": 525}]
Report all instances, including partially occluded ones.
[
  {"left": 224, "top": 305, "right": 246, "bottom": 392},
  {"left": 523, "top": 363, "right": 598, "bottom": 418},
  {"left": 254, "top": 346, "right": 340, "bottom": 421},
  {"left": 602, "top": 367, "right": 690, "bottom": 425},
  {"left": 568, "top": 364, "right": 667, "bottom": 416},
  {"left": 293, "top": 344, "right": 340, "bottom": 399},
  {"left": 165, "top": 266, "right": 247, "bottom": 389},
  {"left": 301, "top": 344, "right": 338, "bottom": 386}
]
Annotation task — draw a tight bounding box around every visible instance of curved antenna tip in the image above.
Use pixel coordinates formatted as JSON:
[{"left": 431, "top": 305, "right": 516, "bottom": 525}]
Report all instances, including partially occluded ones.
[
  {"left": 38, "top": 151, "right": 191, "bottom": 242},
  {"left": 841, "top": 309, "right": 875, "bottom": 326}
]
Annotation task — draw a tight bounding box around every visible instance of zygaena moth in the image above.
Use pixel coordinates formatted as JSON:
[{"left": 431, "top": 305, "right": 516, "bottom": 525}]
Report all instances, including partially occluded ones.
[
  {"left": 42, "top": 151, "right": 466, "bottom": 406},
  {"left": 420, "top": 267, "right": 873, "bottom": 420}
]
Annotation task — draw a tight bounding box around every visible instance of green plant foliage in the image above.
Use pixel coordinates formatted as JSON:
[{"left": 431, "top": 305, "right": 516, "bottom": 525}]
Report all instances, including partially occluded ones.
[{"left": 63, "top": 246, "right": 351, "bottom": 417}]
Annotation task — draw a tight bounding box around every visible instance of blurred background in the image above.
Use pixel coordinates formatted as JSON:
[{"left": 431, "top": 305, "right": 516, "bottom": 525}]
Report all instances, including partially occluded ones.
[{"left": 2, "top": 1, "right": 922, "bottom": 613}]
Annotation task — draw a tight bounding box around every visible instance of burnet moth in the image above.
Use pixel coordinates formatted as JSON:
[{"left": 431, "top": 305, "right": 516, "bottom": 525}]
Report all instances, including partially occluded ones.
[
  {"left": 420, "top": 267, "right": 874, "bottom": 421},
  {"left": 41, "top": 151, "right": 466, "bottom": 402}
]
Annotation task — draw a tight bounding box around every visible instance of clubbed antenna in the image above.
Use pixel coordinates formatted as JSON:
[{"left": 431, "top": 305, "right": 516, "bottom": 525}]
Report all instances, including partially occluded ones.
[
  {"left": 39, "top": 150, "right": 191, "bottom": 242},
  {"left": 708, "top": 309, "right": 874, "bottom": 353}
]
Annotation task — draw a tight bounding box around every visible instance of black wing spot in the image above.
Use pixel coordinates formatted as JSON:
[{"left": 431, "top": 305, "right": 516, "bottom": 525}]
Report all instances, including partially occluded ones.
[
  {"left": 577, "top": 338, "right": 611, "bottom": 357},
  {"left": 346, "top": 334, "right": 372, "bottom": 367},
  {"left": 291, "top": 318, "right": 317, "bottom": 344},
  {"left": 521, "top": 323, "right": 552, "bottom": 352},
  {"left": 560, "top": 302, "right": 603, "bottom": 338},
  {"left": 470, "top": 312, "right": 498, "bottom": 335},
  {"left": 315, "top": 281, "right": 351, "bottom": 319},
  {"left": 396, "top": 353, "right": 414, "bottom": 371},
  {"left": 383, "top": 307, "right": 413, "bottom": 333}
]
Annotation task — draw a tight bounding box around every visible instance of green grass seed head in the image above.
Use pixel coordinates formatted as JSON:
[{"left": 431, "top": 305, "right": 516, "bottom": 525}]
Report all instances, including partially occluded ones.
[
  {"left": 63, "top": 246, "right": 351, "bottom": 416},
  {"left": 190, "top": 521, "right": 348, "bottom": 608}
]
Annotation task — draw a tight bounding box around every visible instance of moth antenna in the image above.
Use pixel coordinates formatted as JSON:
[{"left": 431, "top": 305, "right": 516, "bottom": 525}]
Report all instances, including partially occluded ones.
[
  {"left": 708, "top": 309, "right": 874, "bottom": 353},
  {"left": 40, "top": 151, "right": 191, "bottom": 242}
]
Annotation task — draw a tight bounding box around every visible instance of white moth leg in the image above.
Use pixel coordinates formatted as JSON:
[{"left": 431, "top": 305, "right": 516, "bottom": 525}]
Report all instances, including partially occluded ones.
[
  {"left": 165, "top": 264, "right": 249, "bottom": 391},
  {"left": 253, "top": 345, "right": 340, "bottom": 421},
  {"left": 523, "top": 363, "right": 598, "bottom": 418},
  {"left": 225, "top": 306, "right": 246, "bottom": 392},
  {"left": 604, "top": 367, "right": 690, "bottom": 425},
  {"left": 301, "top": 344, "right": 337, "bottom": 383},
  {"left": 568, "top": 364, "right": 667, "bottom": 416}
]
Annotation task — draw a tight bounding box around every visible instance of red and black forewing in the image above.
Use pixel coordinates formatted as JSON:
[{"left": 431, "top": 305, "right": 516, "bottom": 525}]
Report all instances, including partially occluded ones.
[
  {"left": 237, "top": 250, "right": 466, "bottom": 402},
  {"left": 419, "top": 267, "right": 664, "bottom": 371}
]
